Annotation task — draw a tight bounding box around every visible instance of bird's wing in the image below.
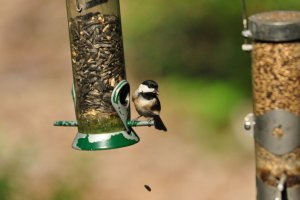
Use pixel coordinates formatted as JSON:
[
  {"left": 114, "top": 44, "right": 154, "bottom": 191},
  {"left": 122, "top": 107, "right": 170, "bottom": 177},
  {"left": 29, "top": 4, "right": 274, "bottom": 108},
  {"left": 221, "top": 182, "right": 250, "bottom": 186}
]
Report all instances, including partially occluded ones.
[{"left": 151, "top": 97, "right": 161, "bottom": 112}]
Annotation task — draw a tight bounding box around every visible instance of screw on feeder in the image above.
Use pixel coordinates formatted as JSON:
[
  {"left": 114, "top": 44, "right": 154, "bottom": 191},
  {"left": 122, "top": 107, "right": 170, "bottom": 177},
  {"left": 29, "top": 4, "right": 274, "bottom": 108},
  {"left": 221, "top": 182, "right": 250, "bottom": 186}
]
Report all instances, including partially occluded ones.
[{"left": 243, "top": 113, "right": 255, "bottom": 135}]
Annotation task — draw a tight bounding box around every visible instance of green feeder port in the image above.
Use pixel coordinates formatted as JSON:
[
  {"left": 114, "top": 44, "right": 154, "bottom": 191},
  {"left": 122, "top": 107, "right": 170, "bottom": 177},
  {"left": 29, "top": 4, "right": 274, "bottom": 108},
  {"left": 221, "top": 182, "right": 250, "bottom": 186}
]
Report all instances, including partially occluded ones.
[
  {"left": 54, "top": 0, "right": 155, "bottom": 150},
  {"left": 73, "top": 80, "right": 140, "bottom": 150},
  {"left": 54, "top": 80, "right": 156, "bottom": 150}
]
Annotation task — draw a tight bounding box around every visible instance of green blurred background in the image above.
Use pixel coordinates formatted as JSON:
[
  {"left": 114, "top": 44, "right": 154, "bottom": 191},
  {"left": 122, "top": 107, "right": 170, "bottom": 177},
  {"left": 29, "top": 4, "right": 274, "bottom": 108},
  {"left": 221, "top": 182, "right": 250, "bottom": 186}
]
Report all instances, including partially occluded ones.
[{"left": 0, "top": 0, "right": 299, "bottom": 199}]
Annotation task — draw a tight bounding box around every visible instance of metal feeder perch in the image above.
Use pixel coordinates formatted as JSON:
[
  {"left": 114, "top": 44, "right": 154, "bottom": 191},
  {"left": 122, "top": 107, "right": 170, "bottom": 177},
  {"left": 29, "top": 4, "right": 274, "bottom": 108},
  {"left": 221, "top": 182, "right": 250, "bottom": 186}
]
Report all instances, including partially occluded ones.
[
  {"left": 54, "top": 0, "right": 154, "bottom": 151},
  {"left": 241, "top": 2, "right": 300, "bottom": 199}
]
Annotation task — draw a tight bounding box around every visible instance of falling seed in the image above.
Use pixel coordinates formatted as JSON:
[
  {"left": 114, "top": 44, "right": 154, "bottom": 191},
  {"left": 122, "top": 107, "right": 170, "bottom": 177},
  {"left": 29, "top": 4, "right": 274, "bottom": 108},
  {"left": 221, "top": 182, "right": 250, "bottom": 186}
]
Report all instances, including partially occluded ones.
[{"left": 144, "top": 185, "right": 151, "bottom": 192}]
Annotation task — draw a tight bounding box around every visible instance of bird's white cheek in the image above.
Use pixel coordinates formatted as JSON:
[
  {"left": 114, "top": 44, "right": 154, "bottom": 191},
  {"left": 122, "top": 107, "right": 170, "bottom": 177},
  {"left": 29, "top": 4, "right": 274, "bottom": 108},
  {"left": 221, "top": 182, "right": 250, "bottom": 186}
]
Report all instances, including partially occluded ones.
[{"left": 138, "top": 84, "right": 155, "bottom": 93}]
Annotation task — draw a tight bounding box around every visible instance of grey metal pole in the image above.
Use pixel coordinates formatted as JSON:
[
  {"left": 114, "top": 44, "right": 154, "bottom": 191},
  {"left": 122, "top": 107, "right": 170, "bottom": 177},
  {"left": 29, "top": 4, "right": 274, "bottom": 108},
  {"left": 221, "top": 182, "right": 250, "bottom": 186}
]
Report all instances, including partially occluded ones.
[{"left": 247, "top": 10, "right": 300, "bottom": 200}]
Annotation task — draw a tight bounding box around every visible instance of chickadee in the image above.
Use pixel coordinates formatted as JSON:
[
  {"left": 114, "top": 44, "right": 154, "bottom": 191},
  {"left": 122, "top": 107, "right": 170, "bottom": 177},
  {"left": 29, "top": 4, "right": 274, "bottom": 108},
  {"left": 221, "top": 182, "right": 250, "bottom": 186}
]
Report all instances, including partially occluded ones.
[{"left": 132, "top": 80, "right": 167, "bottom": 131}]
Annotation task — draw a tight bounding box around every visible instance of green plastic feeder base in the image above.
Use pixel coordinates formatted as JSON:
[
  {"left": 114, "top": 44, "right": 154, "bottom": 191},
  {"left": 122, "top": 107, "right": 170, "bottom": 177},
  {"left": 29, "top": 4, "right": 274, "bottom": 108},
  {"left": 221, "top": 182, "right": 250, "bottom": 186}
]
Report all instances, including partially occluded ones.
[{"left": 72, "top": 130, "right": 140, "bottom": 151}]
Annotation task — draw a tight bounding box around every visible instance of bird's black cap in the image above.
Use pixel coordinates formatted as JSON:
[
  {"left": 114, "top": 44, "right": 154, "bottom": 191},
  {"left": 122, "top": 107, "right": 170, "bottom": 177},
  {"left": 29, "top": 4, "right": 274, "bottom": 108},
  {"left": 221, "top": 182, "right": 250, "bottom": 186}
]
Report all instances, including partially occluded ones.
[{"left": 142, "top": 80, "right": 158, "bottom": 89}]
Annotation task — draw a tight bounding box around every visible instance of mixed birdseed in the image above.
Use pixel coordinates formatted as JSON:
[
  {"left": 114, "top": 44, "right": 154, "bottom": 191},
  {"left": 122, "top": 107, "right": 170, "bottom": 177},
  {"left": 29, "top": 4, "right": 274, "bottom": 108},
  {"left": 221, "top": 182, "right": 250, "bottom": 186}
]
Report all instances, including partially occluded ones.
[
  {"left": 256, "top": 143, "right": 300, "bottom": 187},
  {"left": 69, "top": 12, "right": 125, "bottom": 132},
  {"left": 252, "top": 42, "right": 300, "bottom": 116}
]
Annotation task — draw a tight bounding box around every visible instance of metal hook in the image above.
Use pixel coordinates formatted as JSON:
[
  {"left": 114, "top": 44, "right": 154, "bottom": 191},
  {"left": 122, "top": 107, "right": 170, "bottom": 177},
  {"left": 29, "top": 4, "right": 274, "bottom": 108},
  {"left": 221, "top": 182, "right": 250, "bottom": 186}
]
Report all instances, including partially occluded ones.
[
  {"left": 75, "top": 0, "right": 82, "bottom": 12},
  {"left": 275, "top": 174, "right": 287, "bottom": 200}
]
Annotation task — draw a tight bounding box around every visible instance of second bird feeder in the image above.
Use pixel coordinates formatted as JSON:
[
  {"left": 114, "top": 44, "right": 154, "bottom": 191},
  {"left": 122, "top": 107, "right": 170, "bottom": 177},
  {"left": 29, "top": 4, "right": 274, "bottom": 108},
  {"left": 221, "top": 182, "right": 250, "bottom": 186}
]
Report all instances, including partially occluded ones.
[{"left": 243, "top": 9, "right": 300, "bottom": 200}]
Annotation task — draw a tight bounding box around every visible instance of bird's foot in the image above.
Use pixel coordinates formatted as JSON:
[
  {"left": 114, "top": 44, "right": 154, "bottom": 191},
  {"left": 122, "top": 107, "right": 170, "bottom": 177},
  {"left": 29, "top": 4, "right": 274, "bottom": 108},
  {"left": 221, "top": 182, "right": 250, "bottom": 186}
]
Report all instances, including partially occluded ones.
[
  {"left": 147, "top": 118, "right": 154, "bottom": 126},
  {"left": 147, "top": 118, "right": 153, "bottom": 123}
]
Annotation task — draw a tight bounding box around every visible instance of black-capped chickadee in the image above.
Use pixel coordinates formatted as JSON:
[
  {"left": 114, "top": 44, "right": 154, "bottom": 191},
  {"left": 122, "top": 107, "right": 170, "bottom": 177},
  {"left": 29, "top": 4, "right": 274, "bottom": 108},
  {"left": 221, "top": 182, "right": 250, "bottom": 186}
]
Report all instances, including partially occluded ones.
[{"left": 132, "top": 80, "right": 167, "bottom": 131}]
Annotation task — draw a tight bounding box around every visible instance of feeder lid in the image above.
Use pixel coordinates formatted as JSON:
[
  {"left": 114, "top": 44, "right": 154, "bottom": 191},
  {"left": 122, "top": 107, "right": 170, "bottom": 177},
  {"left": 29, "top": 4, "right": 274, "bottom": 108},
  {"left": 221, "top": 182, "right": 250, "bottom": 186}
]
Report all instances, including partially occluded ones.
[{"left": 248, "top": 10, "right": 300, "bottom": 42}]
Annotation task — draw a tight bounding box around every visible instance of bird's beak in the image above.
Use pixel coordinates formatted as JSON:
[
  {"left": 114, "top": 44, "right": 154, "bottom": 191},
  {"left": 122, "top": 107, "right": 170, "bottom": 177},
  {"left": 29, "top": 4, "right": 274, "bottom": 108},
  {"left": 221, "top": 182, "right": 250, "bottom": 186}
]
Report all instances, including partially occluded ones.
[{"left": 155, "top": 90, "right": 159, "bottom": 95}]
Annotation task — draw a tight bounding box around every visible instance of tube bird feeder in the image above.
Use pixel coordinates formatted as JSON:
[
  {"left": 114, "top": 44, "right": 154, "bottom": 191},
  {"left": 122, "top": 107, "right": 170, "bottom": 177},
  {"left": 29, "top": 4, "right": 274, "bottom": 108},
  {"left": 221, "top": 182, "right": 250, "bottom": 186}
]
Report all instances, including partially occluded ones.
[
  {"left": 243, "top": 10, "right": 300, "bottom": 200},
  {"left": 54, "top": 0, "right": 155, "bottom": 151}
]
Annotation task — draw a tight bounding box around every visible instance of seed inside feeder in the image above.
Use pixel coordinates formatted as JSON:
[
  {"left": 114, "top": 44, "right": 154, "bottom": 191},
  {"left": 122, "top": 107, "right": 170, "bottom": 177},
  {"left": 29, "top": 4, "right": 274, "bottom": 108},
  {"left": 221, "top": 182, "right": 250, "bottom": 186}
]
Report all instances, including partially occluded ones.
[
  {"left": 69, "top": 12, "right": 126, "bottom": 133},
  {"left": 252, "top": 42, "right": 300, "bottom": 116}
]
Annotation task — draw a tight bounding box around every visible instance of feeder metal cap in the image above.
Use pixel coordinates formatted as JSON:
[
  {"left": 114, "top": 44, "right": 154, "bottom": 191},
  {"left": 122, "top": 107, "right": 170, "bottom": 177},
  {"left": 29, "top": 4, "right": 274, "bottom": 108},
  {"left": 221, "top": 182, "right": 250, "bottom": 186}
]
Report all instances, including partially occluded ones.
[{"left": 249, "top": 10, "right": 300, "bottom": 42}]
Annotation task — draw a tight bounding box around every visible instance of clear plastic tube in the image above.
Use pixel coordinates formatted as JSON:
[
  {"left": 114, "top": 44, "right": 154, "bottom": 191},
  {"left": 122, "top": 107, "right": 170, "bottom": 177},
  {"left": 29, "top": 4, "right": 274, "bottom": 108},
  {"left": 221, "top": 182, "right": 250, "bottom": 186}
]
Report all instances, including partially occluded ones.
[{"left": 66, "top": 0, "right": 126, "bottom": 133}]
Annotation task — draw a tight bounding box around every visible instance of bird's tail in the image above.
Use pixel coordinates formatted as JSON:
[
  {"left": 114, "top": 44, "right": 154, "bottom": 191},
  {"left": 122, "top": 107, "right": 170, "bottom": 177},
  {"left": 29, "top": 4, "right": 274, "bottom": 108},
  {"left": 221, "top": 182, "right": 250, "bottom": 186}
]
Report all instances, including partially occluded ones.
[{"left": 153, "top": 115, "right": 167, "bottom": 131}]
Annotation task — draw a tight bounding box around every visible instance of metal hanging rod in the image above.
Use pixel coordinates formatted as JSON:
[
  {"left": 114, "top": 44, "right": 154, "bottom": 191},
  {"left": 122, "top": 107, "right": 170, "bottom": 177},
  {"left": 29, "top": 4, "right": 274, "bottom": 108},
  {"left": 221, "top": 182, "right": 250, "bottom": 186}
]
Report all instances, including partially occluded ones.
[
  {"left": 241, "top": 0, "right": 253, "bottom": 51},
  {"left": 242, "top": 0, "right": 248, "bottom": 30}
]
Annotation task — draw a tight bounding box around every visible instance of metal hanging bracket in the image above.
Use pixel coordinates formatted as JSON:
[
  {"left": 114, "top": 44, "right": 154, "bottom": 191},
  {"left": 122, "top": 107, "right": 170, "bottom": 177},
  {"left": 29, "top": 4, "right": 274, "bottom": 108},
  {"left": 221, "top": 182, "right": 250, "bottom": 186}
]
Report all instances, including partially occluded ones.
[{"left": 254, "top": 109, "right": 300, "bottom": 155}]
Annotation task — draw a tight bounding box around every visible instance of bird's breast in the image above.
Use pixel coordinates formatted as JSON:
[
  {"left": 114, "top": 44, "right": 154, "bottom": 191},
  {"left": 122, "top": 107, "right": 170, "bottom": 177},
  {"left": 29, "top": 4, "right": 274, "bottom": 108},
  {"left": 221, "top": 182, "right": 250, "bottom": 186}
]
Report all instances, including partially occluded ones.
[{"left": 133, "top": 95, "right": 159, "bottom": 117}]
